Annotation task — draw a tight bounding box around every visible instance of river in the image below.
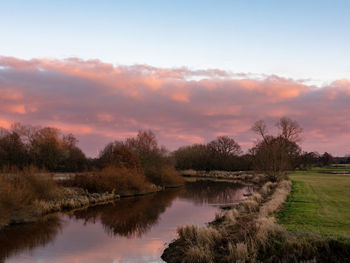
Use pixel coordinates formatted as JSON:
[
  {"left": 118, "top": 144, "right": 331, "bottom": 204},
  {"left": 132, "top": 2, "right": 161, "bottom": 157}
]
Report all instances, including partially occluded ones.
[{"left": 1, "top": 180, "right": 252, "bottom": 263}]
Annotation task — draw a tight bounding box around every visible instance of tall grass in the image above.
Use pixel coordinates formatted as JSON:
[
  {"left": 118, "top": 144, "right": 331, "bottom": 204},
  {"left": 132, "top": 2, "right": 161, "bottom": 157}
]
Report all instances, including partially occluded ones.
[
  {"left": 176, "top": 225, "right": 222, "bottom": 262},
  {"left": 259, "top": 180, "right": 291, "bottom": 217}
]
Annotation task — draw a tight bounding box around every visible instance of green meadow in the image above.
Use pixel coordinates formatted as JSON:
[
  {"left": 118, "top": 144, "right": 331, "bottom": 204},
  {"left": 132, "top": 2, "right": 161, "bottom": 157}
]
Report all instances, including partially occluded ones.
[{"left": 277, "top": 168, "right": 350, "bottom": 239}]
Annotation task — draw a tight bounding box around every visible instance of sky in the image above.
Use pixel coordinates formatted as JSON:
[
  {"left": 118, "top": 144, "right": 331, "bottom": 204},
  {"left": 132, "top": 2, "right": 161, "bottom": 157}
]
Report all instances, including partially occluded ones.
[{"left": 0, "top": 0, "right": 350, "bottom": 156}]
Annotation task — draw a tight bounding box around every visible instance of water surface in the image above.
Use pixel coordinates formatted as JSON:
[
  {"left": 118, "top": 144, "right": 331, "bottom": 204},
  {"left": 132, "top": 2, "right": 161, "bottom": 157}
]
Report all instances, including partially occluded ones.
[{"left": 1, "top": 180, "right": 252, "bottom": 263}]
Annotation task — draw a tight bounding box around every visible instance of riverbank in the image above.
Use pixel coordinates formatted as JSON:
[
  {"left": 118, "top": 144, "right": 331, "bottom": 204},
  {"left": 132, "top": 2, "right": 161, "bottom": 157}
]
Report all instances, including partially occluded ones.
[
  {"left": 0, "top": 183, "right": 165, "bottom": 230},
  {"left": 181, "top": 170, "right": 266, "bottom": 185},
  {"left": 162, "top": 171, "right": 350, "bottom": 262},
  {"left": 1, "top": 180, "right": 250, "bottom": 263},
  {"left": 0, "top": 167, "right": 183, "bottom": 230}
]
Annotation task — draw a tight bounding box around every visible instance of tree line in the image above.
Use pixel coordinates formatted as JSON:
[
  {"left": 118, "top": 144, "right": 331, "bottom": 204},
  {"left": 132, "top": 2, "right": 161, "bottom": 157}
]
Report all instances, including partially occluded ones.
[
  {"left": 0, "top": 123, "right": 183, "bottom": 186},
  {"left": 0, "top": 120, "right": 347, "bottom": 180},
  {"left": 0, "top": 123, "right": 86, "bottom": 172},
  {"left": 174, "top": 117, "right": 347, "bottom": 181}
]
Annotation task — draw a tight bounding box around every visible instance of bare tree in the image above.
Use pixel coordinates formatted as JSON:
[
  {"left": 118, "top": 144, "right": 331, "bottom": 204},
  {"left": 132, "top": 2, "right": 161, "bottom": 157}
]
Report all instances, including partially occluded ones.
[
  {"left": 251, "top": 117, "right": 302, "bottom": 181},
  {"left": 252, "top": 120, "right": 269, "bottom": 143},
  {"left": 276, "top": 117, "right": 303, "bottom": 143}
]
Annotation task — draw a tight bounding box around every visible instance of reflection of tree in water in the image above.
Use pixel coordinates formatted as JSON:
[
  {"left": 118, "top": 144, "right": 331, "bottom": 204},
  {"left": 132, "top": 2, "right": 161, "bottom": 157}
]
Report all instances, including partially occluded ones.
[
  {"left": 0, "top": 181, "right": 250, "bottom": 262},
  {"left": 180, "top": 181, "right": 252, "bottom": 206},
  {"left": 0, "top": 216, "right": 62, "bottom": 263},
  {"left": 71, "top": 189, "right": 180, "bottom": 238}
]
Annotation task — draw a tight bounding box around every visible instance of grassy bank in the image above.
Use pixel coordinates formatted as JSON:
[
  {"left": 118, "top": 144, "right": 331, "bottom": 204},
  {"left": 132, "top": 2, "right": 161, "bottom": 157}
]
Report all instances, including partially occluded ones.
[
  {"left": 277, "top": 170, "right": 350, "bottom": 238},
  {"left": 162, "top": 172, "right": 350, "bottom": 262},
  {"left": 162, "top": 177, "right": 294, "bottom": 262}
]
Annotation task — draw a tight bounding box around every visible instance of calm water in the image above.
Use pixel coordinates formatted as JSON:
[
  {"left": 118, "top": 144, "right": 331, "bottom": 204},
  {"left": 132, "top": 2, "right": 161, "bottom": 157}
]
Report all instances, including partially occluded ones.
[{"left": 1, "top": 180, "right": 252, "bottom": 263}]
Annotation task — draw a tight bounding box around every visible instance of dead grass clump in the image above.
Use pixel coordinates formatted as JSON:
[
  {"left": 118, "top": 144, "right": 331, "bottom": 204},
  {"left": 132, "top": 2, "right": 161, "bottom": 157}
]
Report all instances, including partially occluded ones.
[
  {"left": 224, "top": 208, "right": 239, "bottom": 224},
  {"left": 183, "top": 245, "right": 214, "bottom": 263},
  {"left": 235, "top": 242, "right": 249, "bottom": 262},
  {"left": 251, "top": 192, "right": 263, "bottom": 203},
  {"left": 227, "top": 242, "right": 249, "bottom": 263},
  {"left": 177, "top": 225, "right": 222, "bottom": 247},
  {"left": 254, "top": 217, "right": 284, "bottom": 248},
  {"left": 259, "top": 181, "right": 277, "bottom": 196},
  {"left": 259, "top": 180, "right": 291, "bottom": 217},
  {"left": 240, "top": 199, "right": 259, "bottom": 213},
  {"left": 227, "top": 242, "right": 236, "bottom": 261},
  {"left": 177, "top": 225, "right": 222, "bottom": 263},
  {"left": 251, "top": 173, "right": 266, "bottom": 184}
]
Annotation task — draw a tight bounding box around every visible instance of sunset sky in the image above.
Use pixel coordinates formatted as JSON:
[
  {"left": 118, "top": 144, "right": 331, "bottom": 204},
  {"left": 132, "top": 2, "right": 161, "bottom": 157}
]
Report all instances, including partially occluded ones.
[{"left": 1, "top": 0, "right": 350, "bottom": 156}]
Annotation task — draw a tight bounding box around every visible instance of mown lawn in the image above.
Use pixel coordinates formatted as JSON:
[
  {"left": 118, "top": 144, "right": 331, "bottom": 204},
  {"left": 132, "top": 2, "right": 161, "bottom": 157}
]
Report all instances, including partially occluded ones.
[{"left": 277, "top": 170, "right": 350, "bottom": 239}]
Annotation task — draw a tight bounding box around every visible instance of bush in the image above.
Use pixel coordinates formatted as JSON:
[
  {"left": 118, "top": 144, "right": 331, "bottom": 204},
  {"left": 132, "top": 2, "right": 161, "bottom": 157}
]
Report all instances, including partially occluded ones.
[
  {"left": 0, "top": 167, "right": 63, "bottom": 227},
  {"left": 145, "top": 166, "right": 184, "bottom": 187},
  {"left": 98, "top": 141, "right": 140, "bottom": 169},
  {"left": 69, "top": 166, "right": 152, "bottom": 194}
]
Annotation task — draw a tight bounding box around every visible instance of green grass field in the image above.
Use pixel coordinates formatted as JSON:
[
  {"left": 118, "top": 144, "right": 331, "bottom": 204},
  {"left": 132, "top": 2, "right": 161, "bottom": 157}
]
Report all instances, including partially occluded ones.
[
  {"left": 311, "top": 166, "right": 350, "bottom": 173},
  {"left": 277, "top": 169, "right": 350, "bottom": 239}
]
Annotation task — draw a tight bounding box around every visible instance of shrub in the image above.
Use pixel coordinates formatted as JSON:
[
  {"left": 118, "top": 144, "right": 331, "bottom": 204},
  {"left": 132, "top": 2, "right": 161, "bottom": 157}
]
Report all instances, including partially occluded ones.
[
  {"left": 0, "top": 167, "right": 63, "bottom": 227},
  {"left": 99, "top": 141, "right": 140, "bottom": 169},
  {"left": 20, "top": 167, "right": 63, "bottom": 201},
  {"left": 155, "top": 166, "right": 184, "bottom": 187},
  {"left": 69, "top": 166, "right": 152, "bottom": 194}
]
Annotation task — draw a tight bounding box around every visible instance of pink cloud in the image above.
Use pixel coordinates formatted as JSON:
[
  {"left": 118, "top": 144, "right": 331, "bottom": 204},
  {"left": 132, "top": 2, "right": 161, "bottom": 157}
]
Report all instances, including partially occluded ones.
[
  {"left": 46, "top": 122, "right": 93, "bottom": 135},
  {"left": 0, "top": 56, "right": 349, "bottom": 156},
  {"left": 0, "top": 119, "right": 11, "bottom": 129},
  {"left": 7, "top": 104, "right": 26, "bottom": 114},
  {"left": 171, "top": 92, "right": 190, "bottom": 103}
]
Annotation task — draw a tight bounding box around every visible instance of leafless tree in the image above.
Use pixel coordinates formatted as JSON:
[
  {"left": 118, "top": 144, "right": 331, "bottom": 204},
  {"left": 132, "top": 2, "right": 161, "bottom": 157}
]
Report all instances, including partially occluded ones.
[
  {"left": 252, "top": 120, "right": 269, "bottom": 143},
  {"left": 276, "top": 117, "right": 303, "bottom": 143},
  {"left": 251, "top": 117, "right": 302, "bottom": 181}
]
